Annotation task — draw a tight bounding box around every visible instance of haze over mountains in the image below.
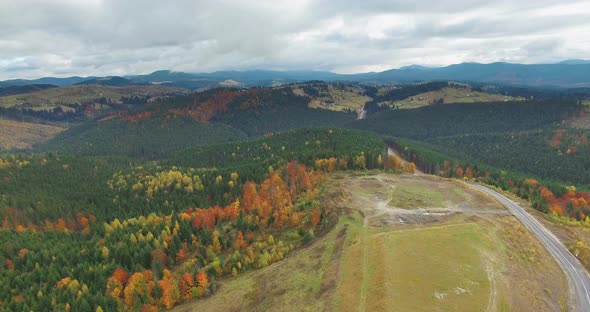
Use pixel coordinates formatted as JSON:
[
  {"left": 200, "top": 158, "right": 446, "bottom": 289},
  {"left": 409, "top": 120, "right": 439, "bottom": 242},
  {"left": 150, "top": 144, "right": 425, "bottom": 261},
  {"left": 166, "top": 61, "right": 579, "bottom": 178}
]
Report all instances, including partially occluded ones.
[{"left": 2, "top": 60, "right": 590, "bottom": 89}]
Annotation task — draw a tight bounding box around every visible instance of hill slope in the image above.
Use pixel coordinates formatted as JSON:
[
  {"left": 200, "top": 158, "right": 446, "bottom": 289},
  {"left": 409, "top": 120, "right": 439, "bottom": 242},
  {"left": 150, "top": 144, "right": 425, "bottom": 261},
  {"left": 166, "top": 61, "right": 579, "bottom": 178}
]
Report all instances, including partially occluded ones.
[
  {"left": 352, "top": 100, "right": 579, "bottom": 139},
  {"left": 0, "top": 118, "right": 65, "bottom": 150},
  {"left": 36, "top": 86, "right": 357, "bottom": 157},
  {"left": 0, "top": 84, "right": 57, "bottom": 96},
  {"left": 0, "top": 85, "right": 187, "bottom": 108},
  {"left": 37, "top": 115, "right": 247, "bottom": 159}
]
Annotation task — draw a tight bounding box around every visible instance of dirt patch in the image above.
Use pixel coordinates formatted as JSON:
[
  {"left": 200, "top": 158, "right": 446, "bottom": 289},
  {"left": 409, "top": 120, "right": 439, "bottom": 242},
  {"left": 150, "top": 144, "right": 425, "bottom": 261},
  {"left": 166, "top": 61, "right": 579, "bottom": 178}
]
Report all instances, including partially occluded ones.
[
  {"left": 292, "top": 87, "right": 306, "bottom": 97},
  {"left": 331, "top": 172, "right": 568, "bottom": 311},
  {"left": 0, "top": 118, "right": 65, "bottom": 150}
]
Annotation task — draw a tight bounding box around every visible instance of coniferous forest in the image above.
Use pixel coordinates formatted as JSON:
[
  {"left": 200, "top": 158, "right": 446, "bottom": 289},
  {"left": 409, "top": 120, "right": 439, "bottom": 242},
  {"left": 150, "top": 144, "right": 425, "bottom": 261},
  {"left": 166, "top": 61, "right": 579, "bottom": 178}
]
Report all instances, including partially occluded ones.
[{"left": 0, "top": 80, "right": 589, "bottom": 311}]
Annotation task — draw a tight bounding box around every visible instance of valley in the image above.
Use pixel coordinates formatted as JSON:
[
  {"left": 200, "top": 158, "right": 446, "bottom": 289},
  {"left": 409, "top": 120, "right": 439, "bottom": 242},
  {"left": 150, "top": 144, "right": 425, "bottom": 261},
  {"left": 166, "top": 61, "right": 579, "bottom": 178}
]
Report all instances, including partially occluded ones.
[{"left": 0, "top": 71, "right": 589, "bottom": 312}]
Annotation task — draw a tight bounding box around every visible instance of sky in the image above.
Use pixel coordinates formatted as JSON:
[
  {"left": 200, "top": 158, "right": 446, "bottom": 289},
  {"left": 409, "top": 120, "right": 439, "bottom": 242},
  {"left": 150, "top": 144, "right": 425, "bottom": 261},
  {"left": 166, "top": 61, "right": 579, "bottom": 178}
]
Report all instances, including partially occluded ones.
[{"left": 0, "top": 0, "right": 589, "bottom": 80}]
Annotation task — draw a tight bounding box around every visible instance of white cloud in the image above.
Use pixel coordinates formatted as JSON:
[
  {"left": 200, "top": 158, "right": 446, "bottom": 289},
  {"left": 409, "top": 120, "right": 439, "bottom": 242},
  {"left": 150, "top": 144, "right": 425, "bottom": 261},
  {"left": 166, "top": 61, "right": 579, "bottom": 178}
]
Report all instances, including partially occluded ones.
[{"left": 0, "top": 0, "right": 589, "bottom": 79}]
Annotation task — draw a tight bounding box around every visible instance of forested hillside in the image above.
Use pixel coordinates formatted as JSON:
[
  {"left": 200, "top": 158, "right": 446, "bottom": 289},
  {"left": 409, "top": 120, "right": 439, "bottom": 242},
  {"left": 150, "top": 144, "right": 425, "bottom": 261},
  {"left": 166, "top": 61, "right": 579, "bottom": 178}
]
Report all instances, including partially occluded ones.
[
  {"left": 0, "top": 128, "right": 385, "bottom": 311},
  {"left": 37, "top": 116, "right": 247, "bottom": 159},
  {"left": 37, "top": 87, "right": 356, "bottom": 157},
  {"left": 390, "top": 136, "right": 590, "bottom": 221},
  {"left": 353, "top": 99, "right": 579, "bottom": 139},
  {"left": 425, "top": 129, "right": 590, "bottom": 185},
  {"left": 171, "top": 128, "right": 384, "bottom": 169}
]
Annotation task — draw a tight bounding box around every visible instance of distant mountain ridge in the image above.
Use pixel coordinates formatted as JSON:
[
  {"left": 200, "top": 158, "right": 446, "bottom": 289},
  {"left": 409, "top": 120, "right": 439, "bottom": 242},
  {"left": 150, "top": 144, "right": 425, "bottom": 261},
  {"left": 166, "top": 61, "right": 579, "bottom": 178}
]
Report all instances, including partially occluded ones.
[
  {"left": 2, "top": 60, "right": 590, "bottom": 88},
  {"left": 558, "top": 59, "right": 590, "bottom": 65},
  {"left": 0, "top": 84, "right": 57, "bottom": 96},
  {"left": 362, "top": 62, "right": 590, "bottom": 87},
  {"left": 0, "top": 76, "right": 92, "bottom": 88},
  {"left": 75, "top": 76, "right": 133, "bottom": 86}
]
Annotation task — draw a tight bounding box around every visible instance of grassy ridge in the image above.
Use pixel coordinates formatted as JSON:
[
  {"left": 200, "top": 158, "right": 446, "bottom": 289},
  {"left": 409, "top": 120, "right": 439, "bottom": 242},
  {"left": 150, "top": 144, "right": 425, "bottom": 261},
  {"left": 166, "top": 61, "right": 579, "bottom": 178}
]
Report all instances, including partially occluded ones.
[
  {"left": 384, "top": 87, "right": 523, "bottom": 109},
  {"left": 0, "top": 85, "right": 186, "bottom": 108}
]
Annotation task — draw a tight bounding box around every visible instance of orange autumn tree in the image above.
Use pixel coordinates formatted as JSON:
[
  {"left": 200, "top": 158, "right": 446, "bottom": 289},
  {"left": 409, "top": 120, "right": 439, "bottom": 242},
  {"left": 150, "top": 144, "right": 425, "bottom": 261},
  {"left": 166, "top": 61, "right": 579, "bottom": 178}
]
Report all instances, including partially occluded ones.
[
  {"left": 311, "top": 208, "right": 321, "bottom": 227},
  {"left": 285, "top": 161, "right": 312, "bottom": 197},
  {"left": 455, "top": 166, "right": 464, "bottom": 177},
  {"left": 124, "top": 271, "right": 152, "bottom": 308},
  {"left": 241, "top": 182, "right": 260, "bottom": 214},
  {"left": 196, "top": 271, "right": 209, "bottom": 297},
  {"left": 258, "top": 172, "right": 292, "bottom": 226},
  {"left": 159, "top": 269, "right": 180, "bottom": 309},
  {"left": 106, "top": 268, "right": 129, "bottom": 299},
  {"left": 385, "top": 155, "right": 401, "bottom": 170},
  {"left": 234, "top": 231, "right": 247, "bottom": 250},
  {"left": 403, "top": 162, "right": 416, "bottom": 174},
  {"left": 465, "top": 167, "right": 473, "bottom": 180},
  {"left": 179, "top": 273, "right": 194, "bottom": 300}
]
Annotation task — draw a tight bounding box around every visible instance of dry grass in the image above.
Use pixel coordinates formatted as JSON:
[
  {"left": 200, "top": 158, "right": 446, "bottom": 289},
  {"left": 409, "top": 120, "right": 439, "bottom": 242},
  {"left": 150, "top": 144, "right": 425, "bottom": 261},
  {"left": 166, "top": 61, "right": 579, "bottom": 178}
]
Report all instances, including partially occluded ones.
[
  {"left": 303, "top": 85, "right": 371, "bottom": 112},
  {"left": 0, "top": 118, "right": 65, "bottom": 150},
  {"left": 382, "top": 87, "right": 524, "bottom": 109},
  {"left": 0, "top": 85, "right": 187, "bottom": 109},
  {"left": 364, "top": 224, "right": 492, "bottom": 311}
]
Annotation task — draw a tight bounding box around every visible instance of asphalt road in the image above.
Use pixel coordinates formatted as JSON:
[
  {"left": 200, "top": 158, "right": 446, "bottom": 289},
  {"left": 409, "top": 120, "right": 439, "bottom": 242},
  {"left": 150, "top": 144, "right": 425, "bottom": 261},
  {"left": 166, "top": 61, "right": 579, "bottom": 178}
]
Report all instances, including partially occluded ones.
[{"left": 470, "top": 183, "right": 590, "bottom": 312}]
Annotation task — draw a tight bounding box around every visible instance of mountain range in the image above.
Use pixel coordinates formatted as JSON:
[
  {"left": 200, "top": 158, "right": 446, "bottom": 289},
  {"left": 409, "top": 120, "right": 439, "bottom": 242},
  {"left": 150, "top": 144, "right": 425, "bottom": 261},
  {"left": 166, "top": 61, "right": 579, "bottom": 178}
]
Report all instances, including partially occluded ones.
[{"left": 2, "top": 60, "right": 590, "bottom": 89}]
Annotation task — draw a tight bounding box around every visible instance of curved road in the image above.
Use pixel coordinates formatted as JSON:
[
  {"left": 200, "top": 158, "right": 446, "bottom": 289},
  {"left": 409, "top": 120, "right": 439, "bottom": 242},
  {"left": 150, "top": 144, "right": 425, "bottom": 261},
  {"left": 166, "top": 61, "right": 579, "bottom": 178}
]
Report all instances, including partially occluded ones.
[{"left": 470, "top": 183, "right": 590, "bottom": 312}]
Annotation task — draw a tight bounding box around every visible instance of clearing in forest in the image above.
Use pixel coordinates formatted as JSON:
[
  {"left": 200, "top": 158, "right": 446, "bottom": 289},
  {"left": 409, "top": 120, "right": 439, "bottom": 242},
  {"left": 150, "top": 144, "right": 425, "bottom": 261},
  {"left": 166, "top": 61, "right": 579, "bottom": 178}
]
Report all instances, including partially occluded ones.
[
  {"left": 382, "top": 87, "right": 523, "bottom": 109},
  {"left": 174, "top": 172, "right": 568, "bottom": 312},
  {"left": 0, "top": 118, "right": 65, "bottom": 150}
]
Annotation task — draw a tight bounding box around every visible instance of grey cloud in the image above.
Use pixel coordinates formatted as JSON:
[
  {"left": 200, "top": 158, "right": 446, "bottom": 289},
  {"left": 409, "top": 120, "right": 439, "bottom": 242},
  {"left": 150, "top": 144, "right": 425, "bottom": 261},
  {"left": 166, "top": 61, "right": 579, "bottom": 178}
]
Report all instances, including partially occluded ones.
[{"left": 0, "top": 0, "right": 588, "bottom": 79}]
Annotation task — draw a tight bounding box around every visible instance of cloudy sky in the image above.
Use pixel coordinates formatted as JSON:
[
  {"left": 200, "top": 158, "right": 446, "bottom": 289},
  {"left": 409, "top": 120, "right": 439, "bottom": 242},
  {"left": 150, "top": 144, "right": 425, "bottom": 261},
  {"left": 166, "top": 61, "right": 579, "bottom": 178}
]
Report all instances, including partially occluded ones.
[{"left": 1, "top": 0, "right": 589, "bottom": 79}]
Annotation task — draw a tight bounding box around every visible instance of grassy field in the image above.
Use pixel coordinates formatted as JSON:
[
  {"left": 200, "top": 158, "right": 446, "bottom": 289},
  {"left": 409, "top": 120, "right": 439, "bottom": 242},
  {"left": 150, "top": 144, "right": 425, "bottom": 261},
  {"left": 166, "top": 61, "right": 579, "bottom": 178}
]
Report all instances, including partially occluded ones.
[
  {"left": 174, "top": 172, "right": 567, "bottom": 312},
  {"left": 299, "top": 85, "right": 371, "bottom": 112},
  {"left": 386, "top": 180, "right": 466, "bottom": 209},
  {"left": 383, "top": 87, "right": 524, "bottom": 109},
  {"left": 0, "top": 85, "right": 187, "bottom": 108},
  {"left": 364, "top": 224, "right": 492, "bottom": 311},
  {"left": 0, "top": 118, "right": 65, "bottom": 150}
]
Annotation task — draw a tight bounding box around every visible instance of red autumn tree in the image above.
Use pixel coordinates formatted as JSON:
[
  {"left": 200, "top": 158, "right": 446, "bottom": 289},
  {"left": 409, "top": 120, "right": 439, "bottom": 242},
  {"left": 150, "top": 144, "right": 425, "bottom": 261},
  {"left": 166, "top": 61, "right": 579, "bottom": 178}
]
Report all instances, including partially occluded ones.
[
  {"left": 242, "top": 182, "right": 260, "bottom": 214},
  {"left": 5, "top": 259, "right": 13, "bottom": 270},
  {"left": 455, "top": 166, "right": 464, "bottom": 177},
  {"left": 311, "top": 208, "right": 321, "bottom": 227},
  {"left": 465, "top": 167, "right": 473, "bottom": 180},
  {"left": 179, "top": 273, "right": 194, "bottom": 300},
  {"left": 234, "top": 231, "right": 247, "bottom": 250}
]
